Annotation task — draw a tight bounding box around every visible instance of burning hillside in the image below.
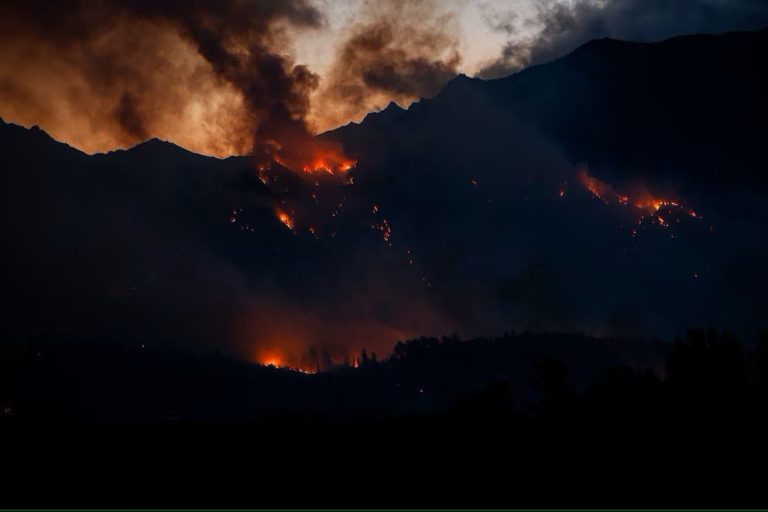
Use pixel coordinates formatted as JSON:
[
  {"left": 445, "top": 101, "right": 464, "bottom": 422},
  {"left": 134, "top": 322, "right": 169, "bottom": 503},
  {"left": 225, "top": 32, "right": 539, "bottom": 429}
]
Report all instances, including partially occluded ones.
[{"left": 577, "top": 168, "right": 703, "bottom": 233}]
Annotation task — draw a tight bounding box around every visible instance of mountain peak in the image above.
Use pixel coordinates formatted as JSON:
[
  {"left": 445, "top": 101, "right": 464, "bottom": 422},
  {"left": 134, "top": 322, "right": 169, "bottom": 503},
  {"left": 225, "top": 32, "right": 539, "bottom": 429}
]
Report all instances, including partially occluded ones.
[
  {"left": 382, "top": 101, "right": 404, "bottom": 113},
  {"left": 121, "top": 137, "right": 197, "bottom": 158}
]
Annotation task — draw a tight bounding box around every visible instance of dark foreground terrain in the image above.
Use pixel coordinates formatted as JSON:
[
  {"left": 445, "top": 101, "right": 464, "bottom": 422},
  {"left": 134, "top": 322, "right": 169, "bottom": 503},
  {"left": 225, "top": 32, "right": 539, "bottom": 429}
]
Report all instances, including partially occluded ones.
[{"left": 2, "top": 329, "right": 768, "bottom": 508}]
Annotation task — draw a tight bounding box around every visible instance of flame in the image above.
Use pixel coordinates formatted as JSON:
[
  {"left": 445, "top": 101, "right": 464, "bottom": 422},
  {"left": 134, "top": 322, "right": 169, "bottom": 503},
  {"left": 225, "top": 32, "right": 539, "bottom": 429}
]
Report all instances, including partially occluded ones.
[
  {"left": 276, "top": 209, "right": 294, "bottom": 230},
  {"left": 262, "top": 356, "right": 283, "bottom": 367},
  {"left": 578, "top": 168, "right": 677, "bottom": 213},
  {"left": 577, "top": 167, "right": 702, "bottom": 228},
  {"left": 578, "top": 169, "right": 616, "bottom": 203},
  {"left": 634, "top": 197, "right": 679, "bottom": 214},
  {"left": 301, "top": 156, "right": 356, "bottom": 175},
  {"left": 255, "top": 347, "right": 316, "bottom": 374},
  {"left": 270, "top": 139, "right": 356, "bottom": 176}
]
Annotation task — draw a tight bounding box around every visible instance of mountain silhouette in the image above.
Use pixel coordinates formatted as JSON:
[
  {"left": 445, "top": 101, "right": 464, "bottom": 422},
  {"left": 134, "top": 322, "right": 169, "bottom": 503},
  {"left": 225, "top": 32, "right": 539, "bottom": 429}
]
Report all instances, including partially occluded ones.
[
  {"left": 2, "top": 27, "right": 768, "bottom": 362},
  {"left": 3, "top": 26, "right": 768, "bottom": 509}
]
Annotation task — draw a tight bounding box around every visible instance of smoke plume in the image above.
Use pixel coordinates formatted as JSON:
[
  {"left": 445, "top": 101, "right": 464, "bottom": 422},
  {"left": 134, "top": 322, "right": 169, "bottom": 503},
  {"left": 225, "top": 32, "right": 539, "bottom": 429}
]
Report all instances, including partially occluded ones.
[
  {"left": 309, "top": 0, "right": 461, "bottom": 132},
  {"left": 0, "top": 0, "right": 324, "bottom": 157}
]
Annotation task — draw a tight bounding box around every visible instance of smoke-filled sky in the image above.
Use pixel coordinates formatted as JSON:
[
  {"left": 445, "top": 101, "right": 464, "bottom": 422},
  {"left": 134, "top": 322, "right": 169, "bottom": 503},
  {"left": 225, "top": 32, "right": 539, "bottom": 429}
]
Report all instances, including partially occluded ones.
[{"left": 2, "top": 0, "right": 767, "bottom": 157}]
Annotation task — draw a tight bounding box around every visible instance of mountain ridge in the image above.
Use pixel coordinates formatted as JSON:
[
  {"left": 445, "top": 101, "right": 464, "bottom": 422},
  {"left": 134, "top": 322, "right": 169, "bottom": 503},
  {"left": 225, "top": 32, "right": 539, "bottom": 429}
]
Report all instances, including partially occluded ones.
[{"left": 2, "top": 27, "right": 767, "bottom": 362}]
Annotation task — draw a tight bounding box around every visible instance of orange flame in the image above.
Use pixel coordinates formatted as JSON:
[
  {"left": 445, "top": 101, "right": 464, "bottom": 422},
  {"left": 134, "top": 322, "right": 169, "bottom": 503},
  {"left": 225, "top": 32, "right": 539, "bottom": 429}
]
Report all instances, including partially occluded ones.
[
  {"left": 578, "top": 169, "right": 616, "bottom": 203},
  {"left": 301, "top": 155, "right": 356, "bottom": 175},
  {"left": 578, "top": 169, "right": 678, "bottom": 213},
  {"left": 577, "top": 167, "right": 701, "bottom": 227},
  {"left": 255, "top": 347, "right": 316, "bottom": 374},
  {"left": 276, "top": 209, "right": 294, "bottom": 230},
  {"left": 271, "top": 139, "right": 356, "bottom": 176}
]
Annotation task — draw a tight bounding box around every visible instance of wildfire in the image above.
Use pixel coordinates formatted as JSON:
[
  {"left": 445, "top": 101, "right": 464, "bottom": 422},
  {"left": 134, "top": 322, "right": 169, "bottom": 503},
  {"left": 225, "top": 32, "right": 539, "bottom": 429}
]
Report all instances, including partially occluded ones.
[
  {"left": 262, "top": 356, "right": 283, "bottom": 368},
  {"left": 634, "top": 197, "right": 679, "bottom": 214},
  {"left": 255, "top": 348, "right": 316, "bottom": 374},
  {"left": 576, "top": 167, "right": 703, "bottom": 232},
  {"left": 276, "top": 209, "right": 294, "bottom": 230},
  {"left": 578, "top": 169, "right": 616, "bottom": 203},
  {"left": 301, "top": 156, "right": 356, "bottom": 175},
  {"left": 271, "top": 140, "right": 356, "bottom": 176}
]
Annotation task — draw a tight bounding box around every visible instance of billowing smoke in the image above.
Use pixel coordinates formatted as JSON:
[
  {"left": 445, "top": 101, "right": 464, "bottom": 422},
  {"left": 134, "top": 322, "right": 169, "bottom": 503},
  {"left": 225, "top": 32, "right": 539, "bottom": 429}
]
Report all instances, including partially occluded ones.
[
  {"left": 0, "top": 0, "right": 323, "bottom": 157},
  {"left": 479, "top": 0, "right": 768, "bottom": 78},
  {"left": 309, "top": 0, "right": 461, "bottom": 132}
]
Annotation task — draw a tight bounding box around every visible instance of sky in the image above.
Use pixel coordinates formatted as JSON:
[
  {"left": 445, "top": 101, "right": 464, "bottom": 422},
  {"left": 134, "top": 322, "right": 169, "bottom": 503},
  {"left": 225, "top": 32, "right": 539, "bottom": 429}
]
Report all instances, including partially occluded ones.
[
  {"left": 1, "top": 0, "right": 767, "bottom": 157},
  {"left": 293, "top": 0, "right": 537, "bottom": 79},
  {"left": 0, "top": 0, "right": 554, "bottom": 157}
]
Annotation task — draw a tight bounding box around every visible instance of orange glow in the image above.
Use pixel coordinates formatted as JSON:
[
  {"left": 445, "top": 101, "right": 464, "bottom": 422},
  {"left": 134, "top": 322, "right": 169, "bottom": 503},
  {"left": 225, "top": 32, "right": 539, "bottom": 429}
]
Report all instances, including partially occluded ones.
[
  {"left": 578, "top": 169, "right": 616, "bottom": 203},
  {"left": 262, "top": 356, "right": 284, "bottom": 367},
  {"left": 578, "top": 167, "right": 677, "bottom": 213},
  {"left": 301, "top": 154, "right": 356, "bottom": 175},
  {"left": 276, "top": 209, "right": 294, "bottom": 230},
  {"left": 256, "top": 346, "right": 286, "bottom": 368},
  {"left": 577, "top": 167, "right": 702, "bottom": 228},
  {"left": 255, "top": 347, "right": 316, "bottom": 374},
  {"left": 270, "top": 139, "right": 356, "bottom": 177}
]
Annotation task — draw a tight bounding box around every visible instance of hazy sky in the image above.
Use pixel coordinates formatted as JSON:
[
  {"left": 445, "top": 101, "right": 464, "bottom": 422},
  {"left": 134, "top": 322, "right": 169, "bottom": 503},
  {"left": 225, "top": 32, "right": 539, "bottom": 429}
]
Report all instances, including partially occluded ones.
[
  {"left": 294, "top": 0, "right": 540, "bottom": 78},
  {"left": 2, "top": 0, "right": 767, "bottom": 155}
]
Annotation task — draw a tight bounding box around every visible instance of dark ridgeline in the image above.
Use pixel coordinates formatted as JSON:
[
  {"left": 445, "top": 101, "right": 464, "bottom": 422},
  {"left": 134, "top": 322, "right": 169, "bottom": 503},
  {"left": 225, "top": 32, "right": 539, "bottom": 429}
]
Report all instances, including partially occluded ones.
[{"left": 1, "top": 26, "right": 768, "bottom": 508}]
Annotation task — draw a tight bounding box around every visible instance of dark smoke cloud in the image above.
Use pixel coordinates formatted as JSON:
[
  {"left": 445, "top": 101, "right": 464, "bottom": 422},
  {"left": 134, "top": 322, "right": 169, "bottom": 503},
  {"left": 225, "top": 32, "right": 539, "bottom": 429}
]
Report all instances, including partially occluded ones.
[
  {"left": 311, "top": 0, "right": 461, "bottom": 130},
  {"left": 0, "top": 0, "right": 324, "bottom": 156},
  {"left": 479, "top": 0, "right": 768, "bottom": 78},
  {"left": 114, "top": 92, "right": 148, "bottom": 140}
]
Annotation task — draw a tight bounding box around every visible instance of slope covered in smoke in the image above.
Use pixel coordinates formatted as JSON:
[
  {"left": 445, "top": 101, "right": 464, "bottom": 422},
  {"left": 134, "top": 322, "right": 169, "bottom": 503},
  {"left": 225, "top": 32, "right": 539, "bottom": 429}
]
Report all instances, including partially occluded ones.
[{"left": 2, "top": 27, "right": 768, "bottom": 368}]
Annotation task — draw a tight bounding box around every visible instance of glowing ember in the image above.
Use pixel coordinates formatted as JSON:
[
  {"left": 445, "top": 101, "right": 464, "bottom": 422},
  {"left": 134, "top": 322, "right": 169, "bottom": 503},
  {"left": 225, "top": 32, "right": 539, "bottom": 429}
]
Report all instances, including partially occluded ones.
[{"left": 373, "top": 218, "right": 392, "bottom": 243}]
